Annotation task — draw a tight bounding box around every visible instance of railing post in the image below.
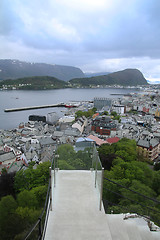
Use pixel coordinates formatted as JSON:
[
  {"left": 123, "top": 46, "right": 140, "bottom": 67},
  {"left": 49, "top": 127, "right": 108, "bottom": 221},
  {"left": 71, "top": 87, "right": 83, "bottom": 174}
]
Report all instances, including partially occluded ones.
[
  {"left": 95, "top": 150, "right": 98, "bottom": 188},
  {"left": 99, "top": 168, "right": 104, "bottom": 211},
  {"left": 53, "top": 150, "right": 56, "bottom": 187},
  {"left": 49, "top": 166, "right": 52, "bottom": 211},
  {"left": 38, "top": 218, "right": 42, "bottom": 240}
]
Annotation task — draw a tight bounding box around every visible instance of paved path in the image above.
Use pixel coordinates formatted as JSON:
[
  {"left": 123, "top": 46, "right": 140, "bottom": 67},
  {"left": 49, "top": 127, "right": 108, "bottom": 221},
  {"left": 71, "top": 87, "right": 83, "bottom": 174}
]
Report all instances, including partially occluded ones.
[{"left": 44, "top": 170, "right": 112, "bottom": 240}]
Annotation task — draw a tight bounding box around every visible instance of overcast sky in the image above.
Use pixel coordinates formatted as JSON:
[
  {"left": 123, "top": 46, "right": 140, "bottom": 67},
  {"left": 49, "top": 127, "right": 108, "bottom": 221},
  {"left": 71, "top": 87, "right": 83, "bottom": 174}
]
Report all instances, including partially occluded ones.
[{"left": 1, "top": 0, "right": 160, "bottom": 82}]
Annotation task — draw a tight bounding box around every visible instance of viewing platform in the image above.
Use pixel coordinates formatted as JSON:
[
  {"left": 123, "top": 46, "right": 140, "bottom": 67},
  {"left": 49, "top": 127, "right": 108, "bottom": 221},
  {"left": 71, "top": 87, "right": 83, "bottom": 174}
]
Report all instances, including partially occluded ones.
[
  {"left": 44, "top": 170, "right": 160, "bottom": 240},
  {"left": 45, "top": 170, "right": 112, "bottom": 240}
]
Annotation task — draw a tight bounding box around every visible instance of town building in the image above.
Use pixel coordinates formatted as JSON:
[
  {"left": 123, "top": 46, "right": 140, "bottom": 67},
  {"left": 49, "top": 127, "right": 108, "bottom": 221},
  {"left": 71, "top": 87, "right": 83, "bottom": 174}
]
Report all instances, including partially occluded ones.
[
  {"left": 94, "top": 97, "right": 112, "bottom": 110},
  {"left": 137, "top": 138, "right": 159, "bottom": 161},
  {"left": 112, "top": 105, "right": 125, "bottom": 115},
  {"left": 91, "top": 116, "right": 117, "bottom": 136}
]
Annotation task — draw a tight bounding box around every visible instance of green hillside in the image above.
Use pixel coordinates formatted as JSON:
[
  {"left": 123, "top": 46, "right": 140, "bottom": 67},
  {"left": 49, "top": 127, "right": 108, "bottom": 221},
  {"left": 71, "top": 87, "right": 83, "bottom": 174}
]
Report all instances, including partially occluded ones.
[
  {"left": 0, "top": 76, "right": 69, "bottom": 90},
  {"left": 70, "top": 69, "right": 148, "bottom": 87}
]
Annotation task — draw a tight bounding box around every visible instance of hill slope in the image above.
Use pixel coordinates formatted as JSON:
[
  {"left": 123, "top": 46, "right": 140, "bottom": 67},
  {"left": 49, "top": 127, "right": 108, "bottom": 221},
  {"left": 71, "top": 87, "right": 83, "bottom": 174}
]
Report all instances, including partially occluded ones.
[
  {"left": 0, "top": 76, "right": 68, "bottom": 90},
  {"left": 0, "top": 59, "right": 85, "bottom": 81},
  {"left": 70, "top": 69, "right": 148, "bottom": 86}
]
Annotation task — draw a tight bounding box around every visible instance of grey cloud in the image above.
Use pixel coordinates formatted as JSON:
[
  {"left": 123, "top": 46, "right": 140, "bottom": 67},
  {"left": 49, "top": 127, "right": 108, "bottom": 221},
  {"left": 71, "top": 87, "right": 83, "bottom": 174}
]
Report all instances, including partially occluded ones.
[{"left": 1, "top": 0, "right": 160, "bottom": 81}]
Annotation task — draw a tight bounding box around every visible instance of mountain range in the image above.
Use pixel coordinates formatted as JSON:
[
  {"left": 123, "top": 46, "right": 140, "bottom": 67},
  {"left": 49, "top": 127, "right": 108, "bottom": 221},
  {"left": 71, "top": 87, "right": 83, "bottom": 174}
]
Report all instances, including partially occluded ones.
[
  {"left": 0, "top": 59, "right": 84, "bottom": 81},
  {"left": 0, "top": 59, "right": 148, "bottom": 87}
]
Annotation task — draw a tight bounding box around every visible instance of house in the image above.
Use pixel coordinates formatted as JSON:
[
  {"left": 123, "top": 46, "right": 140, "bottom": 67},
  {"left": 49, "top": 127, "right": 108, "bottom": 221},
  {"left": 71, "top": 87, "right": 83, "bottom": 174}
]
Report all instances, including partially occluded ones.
[
  {"left": 59, "top": 116, "right": 75, "bottom": 123},
  {"left": 155, "top": 108, "right": 160, "bottom": 118},
  {"left": 91, "top": 116, "right": 116, "bottom": 136},
  {"left": 112, "top": 105, "right": 125, "bottom": 115},
  {"left": 106, "top": 137, "right": 120, "bottom": 145},
  {"left": 137, "top": 138, "right": 159, "bottom": 161},
  {"left": 39, "top": 136, "right": 56, "bottom": 147},
  {"left": 0, "top": 151, "right": 17, "bottom": 174},
  {"left": 64, "top": 128, "right": 80, "bottom": 137},
  {"left": 25, "top": 150, "right": 39, "bottom": 163},
  {"left": 87, "top": 135, "right": 108, "bottom": 146},
  {"left": 72, "top": 116, "right": 87, "bottom": 135},
  {"left": 0, "top": 139, "right": 3, "bottom": 151}
]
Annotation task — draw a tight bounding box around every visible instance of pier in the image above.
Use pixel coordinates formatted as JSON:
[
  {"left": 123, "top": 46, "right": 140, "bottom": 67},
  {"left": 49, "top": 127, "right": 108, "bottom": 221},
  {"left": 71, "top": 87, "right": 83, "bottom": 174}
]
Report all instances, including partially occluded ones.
[{"left": 4, "top": 103, "right": 69, "bottom": 112}]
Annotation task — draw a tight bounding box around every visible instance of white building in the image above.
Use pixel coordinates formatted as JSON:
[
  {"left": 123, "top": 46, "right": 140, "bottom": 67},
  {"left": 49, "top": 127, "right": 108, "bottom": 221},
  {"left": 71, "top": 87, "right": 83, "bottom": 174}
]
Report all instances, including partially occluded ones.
[{"left": 112, "top": 105, "right": 125, "bottom": 115}]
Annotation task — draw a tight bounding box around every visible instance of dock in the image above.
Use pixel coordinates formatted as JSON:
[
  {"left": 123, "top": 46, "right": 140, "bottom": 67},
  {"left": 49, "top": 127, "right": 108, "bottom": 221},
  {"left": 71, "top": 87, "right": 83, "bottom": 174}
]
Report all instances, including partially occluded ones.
[{"left": 4, "top": 103, "right": 66, "bottom": 112}]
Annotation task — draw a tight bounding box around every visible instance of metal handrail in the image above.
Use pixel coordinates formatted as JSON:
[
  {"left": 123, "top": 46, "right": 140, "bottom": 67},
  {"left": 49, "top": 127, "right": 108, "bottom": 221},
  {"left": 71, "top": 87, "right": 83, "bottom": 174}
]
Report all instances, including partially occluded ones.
[
  {"left": 103, "top": 178, "right": 160, "bottom": 227},
  {"left": 23, "top": 151, "right": 56, "bottom": 240},
  {"left": 104, "top": 186, "right": 160, "bottom": 214},
  {"left": 92, "top": 144, "right": 104, "bottom": 210},
  {"left": 23, "top": 179, "right": 51, "bottom": 240},
  {"left": 104, "top": 177, "right": 160, "bottom": 205},
  {"left": 103, "top": 199, "right": 158, "bottom": 225}
]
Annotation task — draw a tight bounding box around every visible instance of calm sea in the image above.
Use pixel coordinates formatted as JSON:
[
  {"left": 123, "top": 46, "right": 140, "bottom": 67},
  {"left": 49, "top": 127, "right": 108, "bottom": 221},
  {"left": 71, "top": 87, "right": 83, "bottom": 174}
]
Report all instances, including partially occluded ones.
[{"left": 0, "top": 88, "right": 142, "bottom": 130}]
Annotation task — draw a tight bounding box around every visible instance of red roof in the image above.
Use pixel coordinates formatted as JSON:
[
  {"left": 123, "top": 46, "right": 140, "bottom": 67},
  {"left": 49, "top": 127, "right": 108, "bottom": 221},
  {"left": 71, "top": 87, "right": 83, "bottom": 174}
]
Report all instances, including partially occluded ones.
[
  {"left": 106, "top": 137, "right": 120, "bottom": 144},
  {"left": 87, "top": 135, "right": 108, "bottom": 146}
]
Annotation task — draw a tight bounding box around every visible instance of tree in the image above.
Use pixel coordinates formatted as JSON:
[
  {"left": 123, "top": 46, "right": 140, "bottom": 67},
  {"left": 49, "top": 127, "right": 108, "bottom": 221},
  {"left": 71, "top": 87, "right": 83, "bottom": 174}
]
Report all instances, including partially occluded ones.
[
  {"left": 14, "top": 161, "right": 51, "bottom": 193},
  {"left": 58, "top": 160, "right": 75, "bottom": 170},
  {"left": 154, "top": 162, "right": 160, "bottom": 171},
  {"left": 17, "top": 190, "right": 38, "bottom": 209},
  {"left": 119, "top": 180, "right": 157, "bottom": 207},
  {"left": 75, "top": 108, "right": 97, "bottom": 119},
  {"left": 152, "top": 171, "right": 160, "bottom": 195},
  {"left": 31, "top": 185, "right": 47, "bottom": 208},
  {"left": 0, "top": 195, "right": 23, "bottom": 240},
  {"left": 0, "top": 171, "right": 16, "bottom": 198},
  {"left": 111, "top": 111, "right": 117, "bottom": 117},
  {"left": 103, "top": 111, "right": 109, "bottom": 115}
]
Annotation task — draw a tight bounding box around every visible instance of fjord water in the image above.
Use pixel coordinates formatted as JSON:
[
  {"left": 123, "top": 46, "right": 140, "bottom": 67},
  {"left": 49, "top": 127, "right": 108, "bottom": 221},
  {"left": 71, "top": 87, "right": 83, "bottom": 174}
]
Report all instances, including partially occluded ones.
[{"left": 0, "top": 88, "right": 141, "bottom": 130}]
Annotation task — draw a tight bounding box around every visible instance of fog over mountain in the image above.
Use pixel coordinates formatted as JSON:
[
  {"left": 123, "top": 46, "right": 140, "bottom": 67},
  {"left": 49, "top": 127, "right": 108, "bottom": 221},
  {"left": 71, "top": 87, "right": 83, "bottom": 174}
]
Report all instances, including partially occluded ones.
[{"left": 0, "top": 59, "right": 85, "bottom": 81}]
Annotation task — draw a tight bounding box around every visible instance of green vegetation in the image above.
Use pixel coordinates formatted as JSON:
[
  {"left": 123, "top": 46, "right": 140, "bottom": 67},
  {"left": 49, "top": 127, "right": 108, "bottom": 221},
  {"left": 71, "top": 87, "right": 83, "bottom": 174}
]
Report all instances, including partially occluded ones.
[
  {"left": 128, "top": 109, "right": 138, "bottom": 114},
  {"left": 98, "top": 138, "right": 160, "bottom": 224},
  {"left": 0, "top": 161, "right": 50, "bottom": 240},
  {"left": 69, "top": 69, "right": 148, "bottom": 87},
  {"left": 75, "top": 107, "right": 97, "bottom": 119},
  {"left": 110, "top": 111, "right": 121, "bottom": 121},
  {"left": 0, "top": 76, "right": 69, "bottom": 90}
]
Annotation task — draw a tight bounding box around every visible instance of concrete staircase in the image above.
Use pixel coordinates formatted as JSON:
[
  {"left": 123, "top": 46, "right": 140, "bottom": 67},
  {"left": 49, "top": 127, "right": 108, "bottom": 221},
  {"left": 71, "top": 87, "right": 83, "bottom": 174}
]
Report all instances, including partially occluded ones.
[
  {"left": 106, "top": 214, "right": 160, "bottom": 240},
  {"left": 44, "top": 170, "right": 160, "bottom": 240}
]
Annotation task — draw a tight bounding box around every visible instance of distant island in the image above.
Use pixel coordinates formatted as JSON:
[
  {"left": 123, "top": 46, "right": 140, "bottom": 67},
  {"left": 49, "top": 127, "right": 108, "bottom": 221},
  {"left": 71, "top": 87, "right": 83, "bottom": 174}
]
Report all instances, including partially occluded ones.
[
  {"left": 70, "top": 69, "right": 148, "bottom": 87},
  {"left": 0, "top": 76, "right": 69, "bottom": 90}
]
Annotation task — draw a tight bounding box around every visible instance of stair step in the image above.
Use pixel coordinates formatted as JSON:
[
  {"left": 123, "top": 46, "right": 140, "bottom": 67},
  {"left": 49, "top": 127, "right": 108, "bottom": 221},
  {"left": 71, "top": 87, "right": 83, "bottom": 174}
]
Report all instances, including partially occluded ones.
[
  {"left": 106, "top": 214, "right": 130, "bottom": 240},
  {"left": 134, "top": 218, "right": 160, "bottom": 240},
  {"left": 124, "top": 218, "right": 143, "bottom": 240},
  {"left": 106, "top": 214, "right": 160, "bottom": 240}
]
